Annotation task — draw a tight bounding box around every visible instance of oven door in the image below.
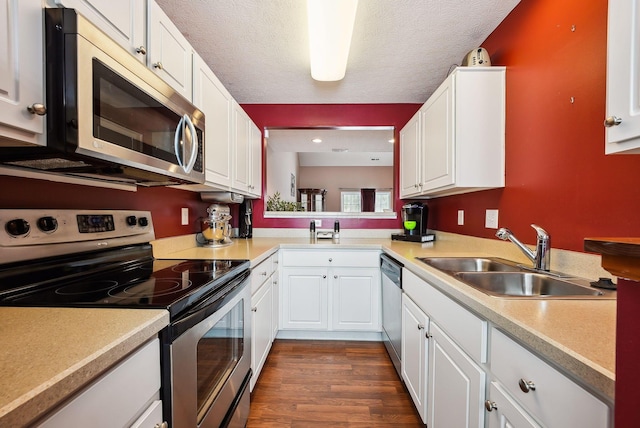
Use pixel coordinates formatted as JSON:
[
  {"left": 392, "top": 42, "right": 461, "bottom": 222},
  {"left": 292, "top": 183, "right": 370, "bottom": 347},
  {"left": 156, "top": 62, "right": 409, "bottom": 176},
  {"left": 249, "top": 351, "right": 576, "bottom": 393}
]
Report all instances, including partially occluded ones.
[{"left": 168, "top": 274, "right": 251, "bottom": 428}]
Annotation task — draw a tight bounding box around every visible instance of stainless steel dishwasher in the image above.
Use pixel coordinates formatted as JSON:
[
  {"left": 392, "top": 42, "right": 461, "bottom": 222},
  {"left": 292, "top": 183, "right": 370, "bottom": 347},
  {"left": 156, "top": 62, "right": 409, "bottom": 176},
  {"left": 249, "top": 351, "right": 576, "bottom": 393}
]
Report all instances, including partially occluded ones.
[{"left": 381, "top": 253, "right": 403, "bottom": 377}]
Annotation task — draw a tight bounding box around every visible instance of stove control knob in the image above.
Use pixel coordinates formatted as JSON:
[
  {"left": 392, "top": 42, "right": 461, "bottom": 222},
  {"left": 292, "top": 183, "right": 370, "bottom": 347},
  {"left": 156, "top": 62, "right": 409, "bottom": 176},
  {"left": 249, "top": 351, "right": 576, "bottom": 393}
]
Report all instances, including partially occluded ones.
[
  {"left": 138, "top": 217, "right": 149, "bottom": 227},
  {"left": 5, "top": 218, "right": 30, "bottom": 237},
  {"left": 126, "top": 215, "right": 138, "bottom": 226},
  {"left": 37, "top": 216, "right": 58, "bottom": 233}
]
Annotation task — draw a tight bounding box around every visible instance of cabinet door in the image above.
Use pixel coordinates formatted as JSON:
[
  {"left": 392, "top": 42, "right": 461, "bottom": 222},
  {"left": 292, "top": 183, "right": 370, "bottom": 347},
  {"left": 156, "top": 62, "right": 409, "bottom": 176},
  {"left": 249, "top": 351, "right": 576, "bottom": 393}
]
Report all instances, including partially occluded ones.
[
  {"left": 232, "top": 102, "right": 251, "bottom": 193},
  {"left": 251, "top": 280, "right": 273, "bottom": 391},
  {"left": 428, "top": 322, "right": 485, "bottom": 428},
  {"left": 486, "top": 382, "right": 541, "bottom": 428},
  {"left": 271, "top": 274, "right": 279, "bottom": 338},
  {"left": 401, "top": 294, "right": 428, "bottom": 423},
  {"left": 147, "top": 0, "right": 192, "bottom": 99},
  {"left": 192, "top": 53, "right": 232, "bottom": 189},
  {"left": 0, "top": 0, "right": 45, "bottom": 145},
  {"left": 421, "top": 76, "right": 454, "bottom": 191},
  {"left": 248, "top": 121, "right": 262, "bottom": 197},
  {"left": 331, "top": 267, "right": 381, "bottom": 331},
  {"left": 399, "top": 110, "right": 421, "bottom": 198},
  {"left": 55, "top": 0, "right": 146, "bottom": 61},
  {"left": 280, "top": 267, "right": 328, "bottom": 330},
  {"left": 605, "top": 0, "right": 640, "bottom": 153}
]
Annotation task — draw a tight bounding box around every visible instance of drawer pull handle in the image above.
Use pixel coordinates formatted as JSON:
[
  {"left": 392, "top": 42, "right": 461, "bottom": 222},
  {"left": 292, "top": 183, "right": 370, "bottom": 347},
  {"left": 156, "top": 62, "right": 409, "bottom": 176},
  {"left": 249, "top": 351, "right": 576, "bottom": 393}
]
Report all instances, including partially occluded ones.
[
  {"left": 153, "top": 62, "right": 163, "bottom": 70},
  {"left": 519, "top": 378, "right": 536, "bottom": 393},
  {"left": 417, "top": 324, "right": 425, "bottom": 330},
  {"left": 136, "top": 46, "right": 147, "bottom": 55},
  {"left": 251, "top": 307, "right": 257, "bottom": 312},
  {"left": 328, "top": 258, "right": 333, "bottom": 262},
  {"left": 322, "top": 275, "right": 327, "bottom": 279},
  {"left": 604, "top": 116, "right": 622, "bottom": 127},
  {"left": 484, "top": 400, "right": 498, "bottom": 412},
  {"left": 425, "top": 331, "right": 432, "bottom": 339},
  {"left": 154, "top": 423, "right": 168, "bottom": 428}
]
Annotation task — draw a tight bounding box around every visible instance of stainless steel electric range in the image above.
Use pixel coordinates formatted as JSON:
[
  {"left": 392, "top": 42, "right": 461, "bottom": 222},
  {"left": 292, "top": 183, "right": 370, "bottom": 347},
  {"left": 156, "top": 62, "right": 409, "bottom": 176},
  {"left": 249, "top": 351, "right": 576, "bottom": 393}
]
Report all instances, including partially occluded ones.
[{"left": 0, "top": 209, "right": 252, "bottom": 428}]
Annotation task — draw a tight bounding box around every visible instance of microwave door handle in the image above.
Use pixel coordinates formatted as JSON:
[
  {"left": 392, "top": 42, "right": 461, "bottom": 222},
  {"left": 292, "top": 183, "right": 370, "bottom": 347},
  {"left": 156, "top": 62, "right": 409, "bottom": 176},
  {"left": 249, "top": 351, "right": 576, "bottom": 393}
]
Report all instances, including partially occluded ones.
[
  {"left": 174, "top": 115, "right": 187, "bottom": 170},
  {"left": 183, "top": 115, "right": 198, "bottom": 173}
]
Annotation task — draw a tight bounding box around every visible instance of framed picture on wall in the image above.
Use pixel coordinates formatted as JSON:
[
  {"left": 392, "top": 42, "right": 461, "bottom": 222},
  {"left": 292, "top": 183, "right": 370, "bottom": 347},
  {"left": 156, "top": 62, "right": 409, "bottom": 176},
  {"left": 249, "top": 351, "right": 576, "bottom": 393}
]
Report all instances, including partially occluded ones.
[{"left": 291, "top": 173, "right": 296, "bottom": 197}]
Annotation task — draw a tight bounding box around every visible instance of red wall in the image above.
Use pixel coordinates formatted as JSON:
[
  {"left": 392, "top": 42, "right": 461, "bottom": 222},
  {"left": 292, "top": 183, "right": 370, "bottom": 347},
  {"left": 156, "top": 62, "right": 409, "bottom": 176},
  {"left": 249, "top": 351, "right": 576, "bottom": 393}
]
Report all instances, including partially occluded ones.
[
  {"left": 241, "top": 104, "right": 420, "bottom": 230},
  {"left": 428, "top": 0, "right": 640, "bottom": 252},
  {"left": 0, "top": 176, "right": 210, "bottom": 239}
]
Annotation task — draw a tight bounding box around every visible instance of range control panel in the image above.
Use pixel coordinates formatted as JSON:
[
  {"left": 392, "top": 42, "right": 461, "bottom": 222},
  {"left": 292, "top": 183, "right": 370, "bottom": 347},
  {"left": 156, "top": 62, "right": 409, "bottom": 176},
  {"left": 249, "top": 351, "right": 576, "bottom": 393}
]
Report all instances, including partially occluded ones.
[{"left": 0, "top": 210, "right": 155, "bottom": 263}]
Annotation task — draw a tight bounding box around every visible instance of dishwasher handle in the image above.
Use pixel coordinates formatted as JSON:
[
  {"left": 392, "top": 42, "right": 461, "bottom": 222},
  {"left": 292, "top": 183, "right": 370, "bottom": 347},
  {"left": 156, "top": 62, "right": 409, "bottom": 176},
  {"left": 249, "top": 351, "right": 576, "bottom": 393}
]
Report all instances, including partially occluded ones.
[{"left": 381, "top": 254, "right": 402, "bottom": 288}]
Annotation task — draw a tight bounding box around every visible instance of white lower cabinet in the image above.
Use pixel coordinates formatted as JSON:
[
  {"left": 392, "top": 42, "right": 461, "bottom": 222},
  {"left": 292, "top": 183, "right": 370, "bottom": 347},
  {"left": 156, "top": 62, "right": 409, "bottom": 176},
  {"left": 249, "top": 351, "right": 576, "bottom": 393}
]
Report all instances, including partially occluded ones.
[
  {"left": 427, "top": 322, "right": 485, "bottom": 428},
  {"left": 37, "top": 338, "right": 164, "bottom": 428},
  {"left": 401, "top": 294, "right": 429, "bottom": 423},
  {"left": 251, "top": 274, "right": 273, "bottom": 391},
  {"left": 400, "top": 268, "right": 611, "bottom": 428},
  {"left": 280, "top": 250, "right": 381, "bottom": 334},
  {"left": 486, "top": 382, "right": 541, "bottom": 428},
  {"left": 250, "top": 254, "right": 277, "bottom": 391},
  {"left": 489, "top": 328, "right": 611, "bottom": 427}
]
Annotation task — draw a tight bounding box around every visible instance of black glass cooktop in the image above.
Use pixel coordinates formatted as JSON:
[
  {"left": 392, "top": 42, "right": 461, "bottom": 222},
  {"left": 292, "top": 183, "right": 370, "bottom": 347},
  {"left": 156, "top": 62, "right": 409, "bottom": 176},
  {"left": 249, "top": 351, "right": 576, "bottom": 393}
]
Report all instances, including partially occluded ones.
[{"left": 0, "top": 247, "right": 249, "bottom": 318}]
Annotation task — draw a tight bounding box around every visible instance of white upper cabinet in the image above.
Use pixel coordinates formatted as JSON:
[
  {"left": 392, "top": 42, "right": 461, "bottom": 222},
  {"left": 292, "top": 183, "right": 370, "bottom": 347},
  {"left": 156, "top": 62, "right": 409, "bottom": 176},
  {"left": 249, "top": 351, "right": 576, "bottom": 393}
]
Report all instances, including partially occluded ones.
[
  {"left": 399, "top": 110, "right": 421, "bottom": 197},
  {"left": 147, "top": 0, "right": 193, "bottom": 100},
  {"left": 248, "top": 120, "right": 262, "bottom": 198},
  {"left": 192, "top": 53, "right": 233, "bottom": 189},
  {"left": 604, "top": 0, "right": 640, "bottom": 153},
  {"left": 399, "top": 67, "right": 506, "bottom": 198},
  {"left": 0, "top": 0, "right": 45, "bottom": 146},
  {"left": 232, "top": 101, "right": 252, "bottom": 194},
  {"left": 53, "top": 0, "right": 146, "bottom": 62}
]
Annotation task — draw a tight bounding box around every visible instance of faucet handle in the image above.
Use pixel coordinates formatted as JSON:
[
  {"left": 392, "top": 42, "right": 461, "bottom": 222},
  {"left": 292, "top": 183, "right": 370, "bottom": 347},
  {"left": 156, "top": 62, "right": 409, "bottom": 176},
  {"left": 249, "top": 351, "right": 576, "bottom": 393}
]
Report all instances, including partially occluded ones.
[{"left": 530, "top": 224, "right": 549, "bottom": 239}]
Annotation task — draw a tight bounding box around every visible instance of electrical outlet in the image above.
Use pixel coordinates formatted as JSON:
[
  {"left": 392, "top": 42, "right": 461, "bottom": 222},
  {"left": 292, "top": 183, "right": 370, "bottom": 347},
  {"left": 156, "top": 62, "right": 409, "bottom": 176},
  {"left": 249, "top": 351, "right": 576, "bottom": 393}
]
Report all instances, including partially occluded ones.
[
  {"left": 485, "top": 209, "right": 499, "bottom": 229},
  {"left": 181, "top": 208, "right": 189, "bottom": 225},
  {"left": 314, "top": 219, "right": 322, "bottom": 227},
  {"left": 457, "top": 210, "right": 464, "bottom": 226}
]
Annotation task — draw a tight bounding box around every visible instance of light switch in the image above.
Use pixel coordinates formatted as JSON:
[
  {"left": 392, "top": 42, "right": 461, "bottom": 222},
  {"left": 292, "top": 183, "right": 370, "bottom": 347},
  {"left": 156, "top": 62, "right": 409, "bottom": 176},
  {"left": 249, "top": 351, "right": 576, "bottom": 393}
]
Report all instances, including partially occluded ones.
[
  {"left": 457, "top": 210, "right": 464, "bottom": 225},
  {"left": 181, "top": 208, "right": 189, "bottom": 225}
]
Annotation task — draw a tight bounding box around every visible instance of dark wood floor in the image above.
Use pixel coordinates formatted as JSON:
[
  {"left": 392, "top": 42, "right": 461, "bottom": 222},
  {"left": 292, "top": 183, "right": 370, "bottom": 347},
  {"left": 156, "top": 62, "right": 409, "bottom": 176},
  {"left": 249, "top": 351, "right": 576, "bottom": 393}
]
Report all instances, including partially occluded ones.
[{"left": 247, "top": 339, "right": 424, "bottom": 427}]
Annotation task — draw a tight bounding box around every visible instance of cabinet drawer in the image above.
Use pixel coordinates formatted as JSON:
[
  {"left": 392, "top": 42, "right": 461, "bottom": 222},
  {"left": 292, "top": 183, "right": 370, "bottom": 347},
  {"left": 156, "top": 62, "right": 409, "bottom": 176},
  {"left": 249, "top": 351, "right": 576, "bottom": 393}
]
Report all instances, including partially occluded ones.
[
  {"left": 281, "top": 250, "right": 379, "bottom": 267},
  {"left": 403, "top": 268, "right": 487, "bottom": 363},
  {"left": 38, "top": 339, "right": 160, "bottom": 427},
  {"left": 490, "top": 328, "right": 610, "bottom": 427},
  {"left": 251, "top": 254, "right": 275, "bottom": 295}
]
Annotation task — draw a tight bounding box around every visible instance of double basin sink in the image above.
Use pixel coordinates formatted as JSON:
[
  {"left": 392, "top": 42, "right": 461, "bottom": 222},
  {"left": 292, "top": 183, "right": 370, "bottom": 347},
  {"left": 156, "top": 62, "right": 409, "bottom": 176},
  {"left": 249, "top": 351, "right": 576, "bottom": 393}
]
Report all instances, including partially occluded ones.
[{"left": 416, "top": 257, "right": 615, "bottom": 299}]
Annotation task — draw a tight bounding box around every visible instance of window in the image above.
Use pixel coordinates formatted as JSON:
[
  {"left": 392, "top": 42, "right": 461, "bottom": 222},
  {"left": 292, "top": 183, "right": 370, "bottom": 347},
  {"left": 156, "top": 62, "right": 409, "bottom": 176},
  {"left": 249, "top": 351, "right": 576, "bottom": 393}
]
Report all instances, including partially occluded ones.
[{"left": 340, "top": 190, "right": 392, "bottom": 212}]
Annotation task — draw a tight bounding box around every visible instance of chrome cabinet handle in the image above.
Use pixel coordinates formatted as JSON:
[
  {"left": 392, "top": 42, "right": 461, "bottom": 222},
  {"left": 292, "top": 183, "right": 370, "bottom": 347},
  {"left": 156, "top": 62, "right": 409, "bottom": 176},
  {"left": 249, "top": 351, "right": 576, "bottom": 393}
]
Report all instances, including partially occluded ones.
[
  {"left": 328, "top": 258, "right": 333, "bottom": 262},
  {"left": 153, "top": 62, "right": 163, "bottom": 70},
  {"left": 425, "top": 331, "right": 432, "bottom": 338},
  {"left": 260, "top": 271, "right": 267, "bottom": 276},
  {"left": 485, "top": 401, "right": 498, "bottom": 412},
  {"left": 322, "top": 275, "right": 327, "bottom": 279},
  {"left": 154, "top": 422, "right": 168, "bottom": 428},
  {"left": 604, "top": 116, "right": 622, "bottom": 127},
  {"left": 27, "top": 103, "right": 47, "bottom": 115},
  {"left": 136, "top": 46, "right": 147, "bottom": 55},
  {"left": 519, "top": 378, "right": 536, "bottom": 393},
  {"left": 334, "top": 275, "right": 338, "bottom": 279},
  {"left": 274, "top": 260, "right": 279, "bottom": 264},
  {"left": 251, "top": 307, "right": 257, "bottom": 312},
  {"left": 417, "top": 324, "right": 425, "bottom": 330}
]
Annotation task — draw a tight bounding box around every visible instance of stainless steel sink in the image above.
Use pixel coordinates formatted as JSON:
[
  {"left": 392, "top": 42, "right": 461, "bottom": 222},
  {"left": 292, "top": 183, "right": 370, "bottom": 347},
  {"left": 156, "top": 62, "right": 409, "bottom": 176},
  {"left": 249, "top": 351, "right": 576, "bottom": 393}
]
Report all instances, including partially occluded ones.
[
  {"left": 453, "top": 272, "right": 612, "bottom": 299},
  {"left": 416, "top": 257, "right": 615, "bottom": 299},
  {"left": 417, "top": 257, "right": 522, "bottom": 273}
]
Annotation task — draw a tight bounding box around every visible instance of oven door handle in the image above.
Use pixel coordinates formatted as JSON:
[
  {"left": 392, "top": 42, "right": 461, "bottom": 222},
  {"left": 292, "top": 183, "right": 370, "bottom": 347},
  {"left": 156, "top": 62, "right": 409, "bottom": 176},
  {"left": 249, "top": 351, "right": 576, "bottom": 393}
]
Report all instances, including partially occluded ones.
[{"left": 169, "top": 270, "right": 250, "bottom": 340}]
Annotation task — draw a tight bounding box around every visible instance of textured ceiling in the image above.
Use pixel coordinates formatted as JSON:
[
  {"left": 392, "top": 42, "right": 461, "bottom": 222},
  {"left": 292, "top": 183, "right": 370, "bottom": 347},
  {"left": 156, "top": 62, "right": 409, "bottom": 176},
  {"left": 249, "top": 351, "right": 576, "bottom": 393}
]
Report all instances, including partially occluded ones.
[{"left": 154, "top": 0, "right": 521, "bottom": 104}]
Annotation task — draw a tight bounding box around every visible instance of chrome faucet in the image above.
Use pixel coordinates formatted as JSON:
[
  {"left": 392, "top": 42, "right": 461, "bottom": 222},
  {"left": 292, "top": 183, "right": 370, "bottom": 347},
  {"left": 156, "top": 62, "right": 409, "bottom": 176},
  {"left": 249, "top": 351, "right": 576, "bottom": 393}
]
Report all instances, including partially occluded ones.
[{"left": 496, "top": 224, "right": 551, "bottom": 271}]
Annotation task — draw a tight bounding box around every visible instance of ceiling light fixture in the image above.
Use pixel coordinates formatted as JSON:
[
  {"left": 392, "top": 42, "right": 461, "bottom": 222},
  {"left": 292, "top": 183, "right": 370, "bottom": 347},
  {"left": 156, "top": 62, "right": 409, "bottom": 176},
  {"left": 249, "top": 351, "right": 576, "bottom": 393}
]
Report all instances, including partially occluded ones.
[
  {"left": 307, "top": 0, "right": 358, "bottom": 82},
  {"left": 312, "top": 138, "right": 323, "bottom": 143}
]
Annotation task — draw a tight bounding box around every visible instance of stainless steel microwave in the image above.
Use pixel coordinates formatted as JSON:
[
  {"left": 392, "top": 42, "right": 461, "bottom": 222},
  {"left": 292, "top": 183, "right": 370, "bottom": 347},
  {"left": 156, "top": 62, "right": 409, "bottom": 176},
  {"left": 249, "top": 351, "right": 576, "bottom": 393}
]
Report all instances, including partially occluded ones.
[{"left": 1, "top": 8, "right": 204, "bottom": 186}]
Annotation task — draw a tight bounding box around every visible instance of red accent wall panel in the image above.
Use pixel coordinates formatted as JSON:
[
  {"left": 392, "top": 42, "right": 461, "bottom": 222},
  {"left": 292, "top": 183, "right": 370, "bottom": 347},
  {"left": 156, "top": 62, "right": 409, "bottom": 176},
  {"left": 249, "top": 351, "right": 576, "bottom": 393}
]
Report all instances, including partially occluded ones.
[
  {"left": 240, "top": 104, "right": 420, "bottom": 230},
  {"left": 427, "top": 0, "right": 640, "bottom": 252},
  {"left": 0, "top": 176, "right": 210, "bottom": 239},
  {"left": 615, "top": 278, "right": 640, "bottom": 428}
]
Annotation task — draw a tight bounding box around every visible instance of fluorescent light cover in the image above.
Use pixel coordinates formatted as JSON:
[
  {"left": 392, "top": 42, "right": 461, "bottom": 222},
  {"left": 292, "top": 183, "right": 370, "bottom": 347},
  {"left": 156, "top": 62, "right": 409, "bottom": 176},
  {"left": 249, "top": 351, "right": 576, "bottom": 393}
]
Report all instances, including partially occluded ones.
[
  {"left": 307, "top": 0, "right": 358, "bottom": 81},
  {"left": 312, "top": 138, "right": 322, "bottom": 143}
]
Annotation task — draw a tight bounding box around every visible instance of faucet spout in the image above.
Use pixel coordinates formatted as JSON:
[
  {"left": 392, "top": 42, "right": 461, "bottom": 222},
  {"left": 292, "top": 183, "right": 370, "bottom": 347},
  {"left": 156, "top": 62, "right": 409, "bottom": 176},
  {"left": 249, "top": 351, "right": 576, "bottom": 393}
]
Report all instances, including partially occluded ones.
[{"left": 495, "top": 224, "right": 551, "bottom": 271}]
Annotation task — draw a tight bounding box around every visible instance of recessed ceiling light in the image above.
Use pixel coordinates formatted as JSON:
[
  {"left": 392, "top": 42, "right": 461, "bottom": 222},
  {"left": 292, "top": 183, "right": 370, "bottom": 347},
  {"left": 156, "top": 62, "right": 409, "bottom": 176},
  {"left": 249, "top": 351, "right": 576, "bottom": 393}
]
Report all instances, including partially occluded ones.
[
  {"left": 332, "top": 148, "right": 349, "bottom": 152},
  {"left": 312, "top": 138, "right": 322, "bottom": 143}
]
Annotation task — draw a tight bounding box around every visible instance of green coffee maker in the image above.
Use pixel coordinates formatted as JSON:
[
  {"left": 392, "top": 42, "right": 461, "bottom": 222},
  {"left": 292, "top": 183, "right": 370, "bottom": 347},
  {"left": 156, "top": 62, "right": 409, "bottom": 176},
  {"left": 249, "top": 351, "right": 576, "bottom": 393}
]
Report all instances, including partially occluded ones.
[{"left": 392, "top": 202, "right": 434, "bottom": 243}]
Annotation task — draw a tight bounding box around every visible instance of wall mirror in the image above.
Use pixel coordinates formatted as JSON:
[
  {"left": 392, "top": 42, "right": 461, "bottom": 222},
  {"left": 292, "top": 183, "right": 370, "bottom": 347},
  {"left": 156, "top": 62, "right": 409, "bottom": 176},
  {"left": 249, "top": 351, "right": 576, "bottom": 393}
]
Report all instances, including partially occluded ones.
[{"left": 264, "top": 126, "right": 396, "bottom": 219}]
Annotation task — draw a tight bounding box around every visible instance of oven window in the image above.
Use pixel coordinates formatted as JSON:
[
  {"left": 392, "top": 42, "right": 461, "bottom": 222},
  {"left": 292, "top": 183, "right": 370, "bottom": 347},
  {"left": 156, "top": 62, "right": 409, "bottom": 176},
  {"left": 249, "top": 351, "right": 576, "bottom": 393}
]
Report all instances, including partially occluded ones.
[
  {"left": 92, "top": 59, "right": 198, "bottom": 164},
  {"left": 196, "top": 299, "right": 245, "bottom": 422}
]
